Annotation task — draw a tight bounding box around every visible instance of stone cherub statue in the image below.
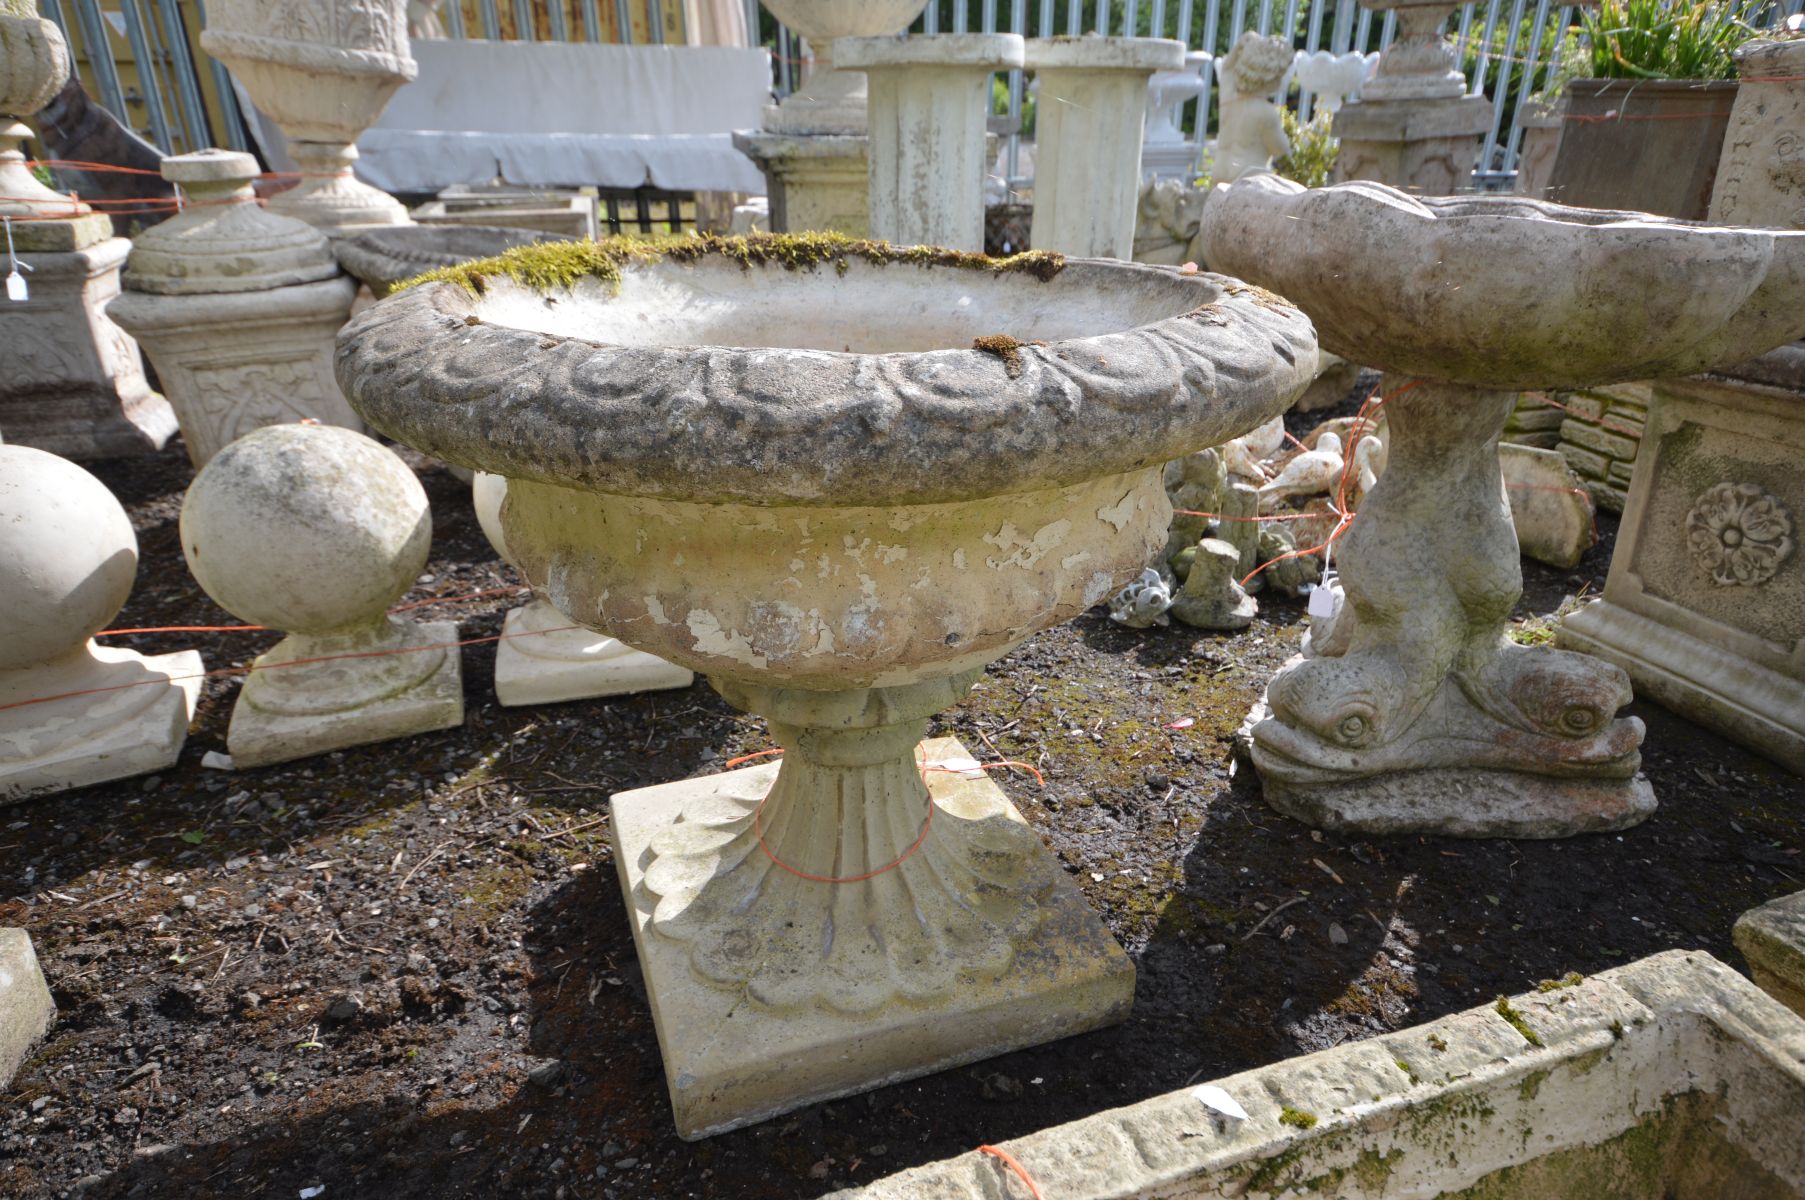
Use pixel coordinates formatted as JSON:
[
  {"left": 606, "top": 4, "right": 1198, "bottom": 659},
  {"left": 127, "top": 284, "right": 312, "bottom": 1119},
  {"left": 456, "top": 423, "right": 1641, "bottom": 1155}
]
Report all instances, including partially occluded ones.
[{"left": 1216, "top": 31, "right": 1294, "bottom": 184}]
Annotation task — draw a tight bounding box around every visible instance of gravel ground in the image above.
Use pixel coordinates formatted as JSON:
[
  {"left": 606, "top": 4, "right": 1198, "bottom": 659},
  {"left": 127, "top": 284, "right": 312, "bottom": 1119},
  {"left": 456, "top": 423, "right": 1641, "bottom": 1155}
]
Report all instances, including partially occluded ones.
[{"left": 1, "top": 431, "right": 1800, "bottom": 1200}]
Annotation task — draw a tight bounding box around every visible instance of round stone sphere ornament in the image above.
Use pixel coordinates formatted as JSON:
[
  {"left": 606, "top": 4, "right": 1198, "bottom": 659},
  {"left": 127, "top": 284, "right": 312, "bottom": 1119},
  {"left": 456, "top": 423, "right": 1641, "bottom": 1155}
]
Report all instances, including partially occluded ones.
[
  {"left": 0, "top": 445, "right": 202, "bottom": 802},
  {"left": 179, "top": 422, "right": 463, "bottom": 768}
]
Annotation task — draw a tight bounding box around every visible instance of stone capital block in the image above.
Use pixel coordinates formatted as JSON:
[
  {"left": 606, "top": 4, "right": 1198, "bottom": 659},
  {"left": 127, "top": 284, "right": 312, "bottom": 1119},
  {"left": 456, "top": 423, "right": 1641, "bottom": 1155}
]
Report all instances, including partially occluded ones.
[{"left": 732, "top": 131, "right": 869, "bottom": 236}]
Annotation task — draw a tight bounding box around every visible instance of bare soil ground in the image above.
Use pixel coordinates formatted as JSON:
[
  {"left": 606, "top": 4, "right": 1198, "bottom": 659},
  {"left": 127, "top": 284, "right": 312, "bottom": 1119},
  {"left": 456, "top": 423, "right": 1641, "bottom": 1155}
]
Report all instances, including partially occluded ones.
[{"left": 3, "top": 432, "right": 1801, "bottom": 1200}]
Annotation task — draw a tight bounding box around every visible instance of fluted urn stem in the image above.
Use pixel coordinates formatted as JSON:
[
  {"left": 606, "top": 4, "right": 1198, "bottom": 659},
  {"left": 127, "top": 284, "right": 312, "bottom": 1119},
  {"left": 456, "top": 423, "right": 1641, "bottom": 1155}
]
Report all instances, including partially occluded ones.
[{"left": 639, "top": 672, "right": 1050, "bottom": 1016}]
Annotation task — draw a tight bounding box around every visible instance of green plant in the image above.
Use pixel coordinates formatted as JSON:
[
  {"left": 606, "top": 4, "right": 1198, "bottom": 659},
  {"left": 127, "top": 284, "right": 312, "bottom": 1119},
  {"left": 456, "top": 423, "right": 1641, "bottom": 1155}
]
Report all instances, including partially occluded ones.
[
  {"left": 1274, "top": 108, "right": 1338, "bottom": 189},
  {"left": 1581, "top": 0, "right": 1764, "bottom": 80}
]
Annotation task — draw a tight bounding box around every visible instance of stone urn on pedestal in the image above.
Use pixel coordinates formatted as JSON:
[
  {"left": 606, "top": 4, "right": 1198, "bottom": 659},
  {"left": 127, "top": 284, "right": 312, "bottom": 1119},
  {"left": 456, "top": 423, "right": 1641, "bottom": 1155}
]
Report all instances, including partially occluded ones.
[
  {"left": 1141, "top": 51, "right": 1210, "bottom": 181},
  {"left": 1330, "top": 0, "right": 1490, "bottom": 192},
  {"left": 0, "top": 0, "right": 174, "bottom": 457},
  {"left": 732, "top": 1, "right": 929, "bottom": 236},
  {"left": 1205, "top": 175, "right": 1805, "bottom": 836},
  {"left": 200, "top": 0, "right": 416, "bottom": 237},
  {"left": 336, "top": 235, "right": 1318, "bottom": 1136}
]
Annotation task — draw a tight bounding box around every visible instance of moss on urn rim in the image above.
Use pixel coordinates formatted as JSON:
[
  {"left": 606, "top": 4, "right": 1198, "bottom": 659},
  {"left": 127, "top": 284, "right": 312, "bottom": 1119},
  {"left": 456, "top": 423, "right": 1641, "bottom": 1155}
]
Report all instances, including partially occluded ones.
[{"left": 396, "top": 231, "right": 1069, "bottom": 297}]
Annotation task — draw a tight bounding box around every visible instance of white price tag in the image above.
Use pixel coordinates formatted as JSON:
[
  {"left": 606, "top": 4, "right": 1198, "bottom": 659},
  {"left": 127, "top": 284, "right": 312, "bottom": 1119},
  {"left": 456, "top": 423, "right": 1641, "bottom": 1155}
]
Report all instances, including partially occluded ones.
[
  {"left": 5, "top": 270, "right": 25, "bottom": 303},
  {"left": 1307, "top": 583, "right": 1338, "bottom": 619}
]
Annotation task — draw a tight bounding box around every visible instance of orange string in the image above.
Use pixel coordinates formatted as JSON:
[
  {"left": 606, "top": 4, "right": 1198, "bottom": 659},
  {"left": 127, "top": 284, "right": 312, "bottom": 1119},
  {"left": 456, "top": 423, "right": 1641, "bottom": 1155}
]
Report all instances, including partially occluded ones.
[{"left": 977, "top": 1145, "right": 1045, "bottom": 1200}]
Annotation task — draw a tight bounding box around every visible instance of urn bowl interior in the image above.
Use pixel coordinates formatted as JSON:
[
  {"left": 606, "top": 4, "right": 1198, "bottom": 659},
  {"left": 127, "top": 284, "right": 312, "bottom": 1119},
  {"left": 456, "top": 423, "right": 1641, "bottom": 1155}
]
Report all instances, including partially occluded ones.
[{"left": 472, "top": 254, "right": 1211, "bottom": 355}]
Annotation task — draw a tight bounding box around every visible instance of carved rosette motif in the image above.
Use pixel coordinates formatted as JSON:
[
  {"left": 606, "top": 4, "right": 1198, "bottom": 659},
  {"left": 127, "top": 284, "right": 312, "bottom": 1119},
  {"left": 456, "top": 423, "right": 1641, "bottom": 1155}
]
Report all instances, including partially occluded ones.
[{"left": 1686, "top": 482, "right": 1796, "bottom": 587}]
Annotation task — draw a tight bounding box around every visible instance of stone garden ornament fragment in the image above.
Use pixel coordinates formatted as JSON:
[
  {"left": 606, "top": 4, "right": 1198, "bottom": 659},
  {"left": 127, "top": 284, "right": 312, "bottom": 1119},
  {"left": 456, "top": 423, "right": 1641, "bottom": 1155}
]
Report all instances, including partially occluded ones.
[
  {"left": 473, "top": 472, "right": 693, "bottom": 707},
  {"left": 1206, "top": 174, "right": 1805, "bottom": 837},
  {"left": 334, "top": 234, "right": 1317, "bottom": 1137},
  {"left": 200, "top": 0, "right": 417, "bottom": 236},
  {"left": 0, "top": 445, "right": 202, "bottom": 802},
  {"left": 180, "top": 423, "right": 463, "bottom": 768}
]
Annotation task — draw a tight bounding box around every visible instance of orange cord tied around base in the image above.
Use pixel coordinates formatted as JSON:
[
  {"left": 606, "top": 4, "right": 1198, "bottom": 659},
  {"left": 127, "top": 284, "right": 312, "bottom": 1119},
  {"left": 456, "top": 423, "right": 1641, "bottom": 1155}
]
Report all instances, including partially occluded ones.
[{"left": 722, "top": 747, "right": 1045, "bottom": 885}]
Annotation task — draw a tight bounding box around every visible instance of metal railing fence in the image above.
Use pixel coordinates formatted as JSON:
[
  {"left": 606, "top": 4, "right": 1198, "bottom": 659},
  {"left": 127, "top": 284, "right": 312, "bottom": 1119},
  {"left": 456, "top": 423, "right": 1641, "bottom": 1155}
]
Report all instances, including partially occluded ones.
[{"left": 36, "top": 0, "right": 1805, "bottom": 193}]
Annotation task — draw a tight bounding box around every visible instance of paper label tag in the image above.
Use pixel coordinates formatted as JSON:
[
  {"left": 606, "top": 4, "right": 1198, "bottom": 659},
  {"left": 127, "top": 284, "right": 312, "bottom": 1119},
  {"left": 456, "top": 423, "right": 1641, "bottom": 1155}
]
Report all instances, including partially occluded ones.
[
  {"left": 928, "top": 757, "right": 987, "bottom": 777},
  {"left": 1307, "top": 583, "right": 1337, "bottom": 619},
  {"left": 5, "top": 271, "right": 26, "bottom": 302}
]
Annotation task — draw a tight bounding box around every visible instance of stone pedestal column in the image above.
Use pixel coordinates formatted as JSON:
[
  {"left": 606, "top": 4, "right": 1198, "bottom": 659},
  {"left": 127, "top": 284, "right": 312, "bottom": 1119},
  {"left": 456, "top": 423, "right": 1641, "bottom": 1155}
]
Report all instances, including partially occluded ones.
[
  {"left": 0, "top": 1, "right": 174, "bottom": 456},
  {"left": 1331, "top": 0, "right": 1489, "bottom": 193},
  {"left": 1244, "top": 375, "right": 1654, "bottom": 837},
  {"left": 1558, "top": 38, "right": 1805, "bottom": 775},
  {"left": 200, "top": 0, "right": 416, "bottom": 237},
  {"left": 1027, "top": 37, "right": 1186, "bottom": 258},
  {"left": 108, "top": 151, "right": 361, "bottom": 466},
  {"left": 732, "top": 131, "right": 870, "bottom": 236},
  {"left": 839, "top": 34, "right": 1023, "bottom": 251},
  {"left": 1, "top": 214, "right": 176, "bottom": 457}
]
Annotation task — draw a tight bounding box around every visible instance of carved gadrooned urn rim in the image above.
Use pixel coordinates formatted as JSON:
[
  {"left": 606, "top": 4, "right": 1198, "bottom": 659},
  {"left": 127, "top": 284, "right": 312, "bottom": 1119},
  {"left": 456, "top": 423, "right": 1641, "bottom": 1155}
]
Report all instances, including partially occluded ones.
[
  {"left": 334, "top": 236, "right": 1319, "bottom": 507},
  {"left": 1202, "top": 174, "right": 1805, "bottom": 392}
]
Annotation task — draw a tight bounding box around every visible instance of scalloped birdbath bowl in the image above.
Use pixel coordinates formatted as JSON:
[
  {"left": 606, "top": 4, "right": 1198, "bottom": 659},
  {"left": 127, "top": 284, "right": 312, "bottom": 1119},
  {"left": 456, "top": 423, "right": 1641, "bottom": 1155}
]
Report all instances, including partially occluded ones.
[
  {"left": 1204, "top": 175, "right": 1805, "bottom": 838},
  {"left": 336, "top": 236, "right": 1317, "bottom": 1136}
]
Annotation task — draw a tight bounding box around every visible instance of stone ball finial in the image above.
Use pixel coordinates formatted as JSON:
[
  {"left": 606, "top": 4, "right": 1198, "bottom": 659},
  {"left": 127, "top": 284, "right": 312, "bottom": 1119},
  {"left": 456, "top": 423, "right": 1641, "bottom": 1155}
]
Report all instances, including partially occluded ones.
[
  {"left": 180, "top": 423, "right": 430, "bottom": 634},
  {"left": 0, "top": 445, "right": 138, "bottom": 672}
]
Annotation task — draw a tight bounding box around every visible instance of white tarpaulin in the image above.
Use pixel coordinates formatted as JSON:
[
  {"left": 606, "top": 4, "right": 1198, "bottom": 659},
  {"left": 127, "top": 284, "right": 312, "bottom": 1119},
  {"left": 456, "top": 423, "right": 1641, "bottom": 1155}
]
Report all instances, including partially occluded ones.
[{"left": 340, "top": 39, "right": 771, "bottom": 194}]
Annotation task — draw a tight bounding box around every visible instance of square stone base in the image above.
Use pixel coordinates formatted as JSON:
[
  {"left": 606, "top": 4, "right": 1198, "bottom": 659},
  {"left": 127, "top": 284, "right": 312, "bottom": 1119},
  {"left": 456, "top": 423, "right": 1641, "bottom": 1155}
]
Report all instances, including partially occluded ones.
[
  {"left": 494, "top": 608, "right": 693, "bottom": 707},
  {"left": 610, "top": 735, "right": 1135, "bottom": 1139},
  {"left": 0, "top": 649, "right": 201, "bottom": 804},
  {"left": 0, "top": 929, "right": 54, "bottom": 1088},
  {"left": 227, "top": 622, "right": 464, "bottom": 768}
]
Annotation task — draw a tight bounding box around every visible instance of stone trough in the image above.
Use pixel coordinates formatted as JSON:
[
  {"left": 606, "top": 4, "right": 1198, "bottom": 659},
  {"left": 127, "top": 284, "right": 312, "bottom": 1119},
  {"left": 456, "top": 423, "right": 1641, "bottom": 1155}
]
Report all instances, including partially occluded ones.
[{"left": 840, "top": 951, "right": 1805, "bottom": 1198}]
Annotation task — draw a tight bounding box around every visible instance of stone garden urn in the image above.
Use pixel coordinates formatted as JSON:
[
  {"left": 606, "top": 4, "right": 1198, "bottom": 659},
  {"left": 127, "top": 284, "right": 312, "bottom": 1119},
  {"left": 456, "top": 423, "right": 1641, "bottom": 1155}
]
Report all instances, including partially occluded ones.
[
  {"left": 335, "top": 234, "right": 1316, "bottom": 1136},
  {"left": 1204, "top": 175, "right": 1805, "bottom": 837},
  {"left": 759, "top": 0, "right": 929, "bottom": 134},
  {"left": 0, "top": 0, "right": 78, "bottom": 216},
  {"left": 200, "top": 0, "right": 416, "bottom": 236}
]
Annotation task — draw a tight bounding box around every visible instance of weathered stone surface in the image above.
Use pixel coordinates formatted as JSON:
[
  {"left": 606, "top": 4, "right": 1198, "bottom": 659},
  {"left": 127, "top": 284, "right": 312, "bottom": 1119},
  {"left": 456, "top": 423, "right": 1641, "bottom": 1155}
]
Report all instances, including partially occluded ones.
[
  {"left": 755, "top": 1, "right": 928, "bottom": 135},
  {"left": 110, "top": 280, "right": 362, "bottom": 465},
  {"left": 1502, "top": 442, "right": 1597, "bottom": 569},
  {"left": 179, "top": 424, "right": 462, "bottom": 768},
  {"left": 1214, "top": 33, "right": 1292, "bottom": 183},
  {"left": 835, "top": 950, "right": 1805, "bottom": 1198},
  {"left": 1026, "top": 36, "right": 1186, "bottom": 258},
  {"left": 121, "top": 150, "right": 340, "bottom": 294},
  {"left": 1558, "top": 372, "right": 1805, "bottom": 774},
  {"left": 338, "top": 233, "right": 1314, "bottom": 1138},
  {"left": 612, "top": 736, "right": 1133, "bottom": 1139},
  {"left": 334, "top": 224, "right": 573, "bottom": 297},
  {"left": 1736, "top": 889, "right": 1805, "bottom": 1020},
  {"left": 0, "top": 230, "right": 177, "bottom": 459},
  {"left": 1169, "top": 538, "right": 1255, "bottom": 630},
  {"left": 840, "top": 34, "right": 1022, "bottom": 252},
  {"left": 731, "top": 132, "right": 869, "bottom": 237},
  {"left": 0, "top": 4, "right": 84, "bottom": 218},
  {"left": 0, "top": 446, "right": 199, "bottom": 803},
  {"left": 1201, "top": 174, "right": 1805, "bottom": 836},
  {"left": 1709, "top": 36, "right": 1805, "bottom": 230},
  {"left": 472, "top": 472, "right": 692, "bottom": 706},
  {"left": 1202, "top": 175, "right": 1805, "bottom": 391},
  {"left": 0, "top": 928, "right": 53, "bottom": 1087},
  {"left": 336, "top": 241, "right": 1318, "bottom": 508},
  {"left": 200, "top": 0, "right": 416, "bottom": 235},
  {"left": 1141, "top": 52, "right": 1210, "bottom": 181}
]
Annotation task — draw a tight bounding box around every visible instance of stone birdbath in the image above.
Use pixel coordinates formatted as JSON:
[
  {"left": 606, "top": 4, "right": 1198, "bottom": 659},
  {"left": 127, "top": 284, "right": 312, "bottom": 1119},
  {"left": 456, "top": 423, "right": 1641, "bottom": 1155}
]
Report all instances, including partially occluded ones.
[
  {"left": 335, "top": 234, "right": 1316, "bottom": 1137},
  {"left": 1204, "top": 175, "right": 1805, "bottom": 838}
]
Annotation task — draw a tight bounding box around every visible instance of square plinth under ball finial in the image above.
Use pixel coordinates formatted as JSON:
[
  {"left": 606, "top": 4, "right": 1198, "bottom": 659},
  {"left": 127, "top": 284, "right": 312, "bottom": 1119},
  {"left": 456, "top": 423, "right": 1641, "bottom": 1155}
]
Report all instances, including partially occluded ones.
[{"left": 610, "top": 735, "right": 1135, "bottom": 1140}]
